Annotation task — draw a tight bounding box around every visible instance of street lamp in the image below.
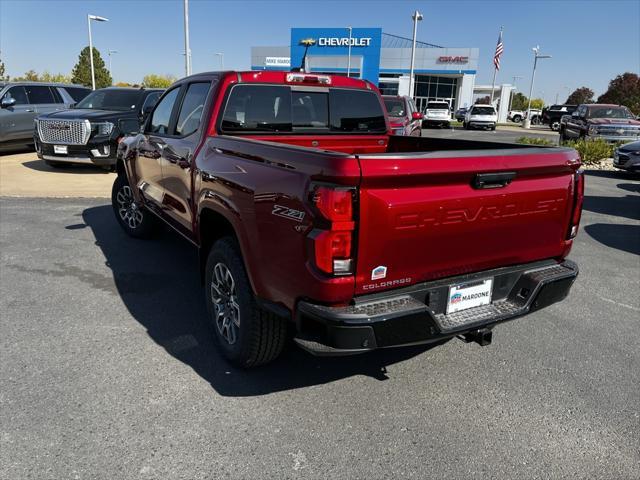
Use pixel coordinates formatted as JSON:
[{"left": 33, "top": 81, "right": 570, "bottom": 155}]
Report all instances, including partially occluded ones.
[
  {"left": 524, "top": 46, "right": 551, "bottom": 129},
  {"left": 346, "top": 26, "right": 352, "bottom": 77},
  {"left": 409, "top": 10, "right": 423, "bottom": 98},
  {"left": 214, "top": 52, "right": 224, "bottom": 70},
  {"left": 183, "top": 0, "right": 191, "bottom": 76},
  {"left": 87, "top": 14, "right": 109, "bottom": 90},
  {"left": 108, "top": 49, "right": 118, "bottom": 78}
]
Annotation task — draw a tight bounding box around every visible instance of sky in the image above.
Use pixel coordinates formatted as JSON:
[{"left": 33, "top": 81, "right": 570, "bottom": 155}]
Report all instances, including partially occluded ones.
[{"left": 1, "top": 0, "right": 639, "bottom": 103}]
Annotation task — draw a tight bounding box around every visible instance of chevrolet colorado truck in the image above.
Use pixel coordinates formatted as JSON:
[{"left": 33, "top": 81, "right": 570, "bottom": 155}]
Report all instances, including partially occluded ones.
[{"left": 113, "top": 71, "right": 583, "bottom": 368}]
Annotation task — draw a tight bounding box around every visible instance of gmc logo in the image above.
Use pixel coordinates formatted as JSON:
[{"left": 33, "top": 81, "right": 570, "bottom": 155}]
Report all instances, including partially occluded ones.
[
  {"left": 437, "top": 56, "right": 469, "bottom": 64},
  {"left": 47, "top": 123, "right": 70, "bottom": 130}
]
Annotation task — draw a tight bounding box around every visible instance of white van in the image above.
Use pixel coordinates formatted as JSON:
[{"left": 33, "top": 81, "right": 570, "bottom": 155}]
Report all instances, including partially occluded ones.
[{"left": 464, "top": 105, "right": 498, "bottom": 130}]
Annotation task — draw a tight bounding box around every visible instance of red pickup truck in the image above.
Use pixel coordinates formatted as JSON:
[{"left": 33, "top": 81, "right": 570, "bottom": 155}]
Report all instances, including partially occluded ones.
[{"left": 113, "top": 71, "right": 583, "bottom": 367}]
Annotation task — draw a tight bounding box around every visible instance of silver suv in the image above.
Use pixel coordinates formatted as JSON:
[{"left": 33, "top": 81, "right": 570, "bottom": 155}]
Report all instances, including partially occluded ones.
[{"left": 0, "top": 82, "right": 91, "bottom": 152}]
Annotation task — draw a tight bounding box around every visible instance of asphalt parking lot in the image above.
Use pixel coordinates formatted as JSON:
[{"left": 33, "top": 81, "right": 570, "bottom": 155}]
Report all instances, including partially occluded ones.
[
  {"left": 1, "top": 167, "right": 638, "bottom": 478},
  {"left": 422, "top": 123, "right": 559, "bottom": 143}
]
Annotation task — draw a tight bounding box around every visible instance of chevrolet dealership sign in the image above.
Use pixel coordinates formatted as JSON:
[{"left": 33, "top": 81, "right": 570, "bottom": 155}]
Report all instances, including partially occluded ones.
[{"left": 318, "top": 37, "right": 372, "bottom": 47}]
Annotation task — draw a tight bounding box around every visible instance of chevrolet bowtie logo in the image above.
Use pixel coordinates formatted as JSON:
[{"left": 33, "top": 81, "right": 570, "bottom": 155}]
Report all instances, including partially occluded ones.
[{"left": 299, "top": 38, "right": 316, "bottom": 47}]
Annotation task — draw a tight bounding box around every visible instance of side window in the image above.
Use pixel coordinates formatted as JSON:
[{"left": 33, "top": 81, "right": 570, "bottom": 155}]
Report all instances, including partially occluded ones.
[
  {"left": 141, "top": 92, "right": 161, "bottom": 112},
  {"left": 175, "top": 82, "right": 210, "bottom": 136},
  {"left": 2, "top": 86, "right": 29, "bottom": 105},
  {"left": 148, "top": 88, "right": 180, "bottom": 135},
  {"left": 25, "top": 85, "right": 56, "bottom": 104},
  {"left": 63, "top": 87, "right": 91, "bottom": 102}
]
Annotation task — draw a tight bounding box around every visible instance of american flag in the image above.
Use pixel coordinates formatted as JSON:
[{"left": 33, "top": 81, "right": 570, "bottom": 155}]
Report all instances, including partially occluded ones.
[{"left": 493, "top": 30, "right": 504, "bottom": 70}]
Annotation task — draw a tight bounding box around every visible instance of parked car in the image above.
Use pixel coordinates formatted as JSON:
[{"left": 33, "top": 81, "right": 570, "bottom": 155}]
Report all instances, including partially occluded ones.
[
  {"left": 112, "top": 71, "right": 583, "bottom": 368},
  {"left": 0, "top": 82, "right": 90, "bottom": 152},
  {"left": 454, "top": 107, "right": 468, "bottom": 122},
  {"left": 508, "top": 110, "right": 524, "bottom": 123},
  {"left": 34, "top": 87, "right": 163, "bottom": 169},
  {"left": 542, "top": 104, "right": 577, "bottom": 131},
  {"left": 382, "top": 95, "right": 422, "bottom": 136},
  {"left": 422, "top": 101, "right": 451, "bottom": 128},
  {"left": 524, "top": 109, "right": 542, "bottom": 125},
  {"left": 613, "top": 140, "right": 640, "bottom": 172},
  {"left": 559, "top": 104, "right": 640, "bottom": 143},
  {"left": 463, "top": 104, "right": 497, "bottom": 130}
]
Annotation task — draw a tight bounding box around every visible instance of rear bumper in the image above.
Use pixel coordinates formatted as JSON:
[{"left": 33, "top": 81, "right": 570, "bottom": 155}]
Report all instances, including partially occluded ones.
[{"left": 294, "top": 259, "right": 578, "bottom": 355}]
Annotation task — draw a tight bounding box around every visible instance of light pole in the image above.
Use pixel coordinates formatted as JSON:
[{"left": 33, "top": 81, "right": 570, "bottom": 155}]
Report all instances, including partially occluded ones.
[
  {"left": 346, "top": 26, "right": 352, "bottom": 77},
  {"left": 87, "top": 14, "right": 109, "bottom": 90},
  {"left": 508, "top": 75, "right": 523, "bottom": 113},
  {"left": 108, "top": 49, "right": 118, "bottom": 79},
  {"left": 409, "top": 10, "right": 423, "bottom": 98},
  {"left": 524, "top": 46, "right": 551, "bottom": 129},
  {"left": 214, "top": 52, "right": 224, "bottom": 70},
  {"left": 183, "top": 0, "right": 192, "bottom": 76}
]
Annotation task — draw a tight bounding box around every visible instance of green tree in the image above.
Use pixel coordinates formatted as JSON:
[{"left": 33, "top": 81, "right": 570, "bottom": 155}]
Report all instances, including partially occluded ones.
[
  {"left": 566, "top": 87, "right": 594, "bottom": 105},
  {"left": 12, "top": 70, "right": 40, "bottom": 82},
  {"left": 0, "top": 57, "right": 7, "bottom": 81},
  {"left": 597, "top": 72, "right": 640, "bottom": 115},
  {"left": 510, "top": 92, "right": 528, "bottom": 111},
  {"left": 40, "top": 71, "right": 72, "bottom": 83},
  {"left": 142, "top": 74, "right": 176, "bottom": 88},
  {"left": 530, "top": 98, "right": 544, "bottom": 110},
  {"left": 71, "top": 46, "right": 112, "bottom": 88}
]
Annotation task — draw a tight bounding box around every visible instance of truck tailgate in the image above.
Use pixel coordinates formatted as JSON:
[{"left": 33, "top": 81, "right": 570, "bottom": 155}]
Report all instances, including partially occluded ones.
[{"left": 354, "top": 147, "right": 580, "bottom": 295}]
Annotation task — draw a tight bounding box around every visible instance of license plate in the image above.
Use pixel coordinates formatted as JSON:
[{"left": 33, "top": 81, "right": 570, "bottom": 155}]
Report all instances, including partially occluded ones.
[
  {"left": 54, "top": 145, "right": 68, "bottom": 155},
  {"left": 447, "top": 278, "right": 493, "bottom": 314}
]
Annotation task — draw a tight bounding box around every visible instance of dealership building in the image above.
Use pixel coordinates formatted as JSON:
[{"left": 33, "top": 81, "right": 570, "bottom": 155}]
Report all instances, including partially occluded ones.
[{"left": 251, "top": 27, "right": 513, "bottom": 120}]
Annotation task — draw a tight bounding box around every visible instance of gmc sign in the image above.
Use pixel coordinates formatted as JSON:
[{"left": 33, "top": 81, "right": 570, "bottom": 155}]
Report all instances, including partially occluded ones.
[{"left": 437, "top": 56, "right": 469, "bottom": 64}]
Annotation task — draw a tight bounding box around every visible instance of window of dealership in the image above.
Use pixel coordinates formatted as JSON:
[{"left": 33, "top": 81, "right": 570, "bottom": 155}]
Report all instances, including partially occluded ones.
[{"left": 251, "top": 27, "right": 479, "bottom": 111}]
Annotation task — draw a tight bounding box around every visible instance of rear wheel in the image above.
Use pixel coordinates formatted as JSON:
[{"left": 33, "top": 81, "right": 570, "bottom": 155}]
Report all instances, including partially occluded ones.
[
  {"left": 550, "top": 121, "right": 561, "bottom": 131},
  {"left": 111, "top": 175, "right": 157, "bottom": 238},
  {"left": 513, "top": 115, "right": 522, "bottom": 123},
  {"left": 205, "top": 237, "right": 287, "bottom": 368}
]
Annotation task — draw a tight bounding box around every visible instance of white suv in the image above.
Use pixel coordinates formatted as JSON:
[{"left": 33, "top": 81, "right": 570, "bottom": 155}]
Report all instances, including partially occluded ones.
[
  {"left": 422, "top": 101, "right": 451, "bottom": 128},
  {"left": 464, "top": 105, "right": 498, "bottom": 130}
]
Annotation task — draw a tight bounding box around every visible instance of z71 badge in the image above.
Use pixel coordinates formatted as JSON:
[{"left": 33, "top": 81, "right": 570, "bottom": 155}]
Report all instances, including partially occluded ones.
[{"left": 272, "top": 205, "right": 305, "bottom": 222}]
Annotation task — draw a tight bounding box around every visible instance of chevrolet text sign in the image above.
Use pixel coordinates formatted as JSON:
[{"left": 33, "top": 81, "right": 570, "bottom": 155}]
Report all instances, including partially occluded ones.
[{"left": 318, "top": 37, "right": 372, "bottom": 47}]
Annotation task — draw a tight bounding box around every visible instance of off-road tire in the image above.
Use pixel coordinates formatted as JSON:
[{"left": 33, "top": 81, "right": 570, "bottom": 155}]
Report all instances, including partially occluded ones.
[
  {"left": 111, "top": 174, "right": 157, "bottom": 239},
  {"left": 205, "top": 237, "right": 287, "bottom": 368}
]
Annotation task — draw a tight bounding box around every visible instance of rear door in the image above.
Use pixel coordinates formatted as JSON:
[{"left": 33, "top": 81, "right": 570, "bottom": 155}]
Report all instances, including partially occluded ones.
[
  {"left": 0, "top": 86, "right": 36, "bottom": 142},
  {"left": 160, "top": 81, "right": 212, "bottom": 233},
  {"left": 25, "top": 85, "right": 63, "bottom": 116},
  {"left": 353, "top": 147, "right": 578, "bottom": 295}
]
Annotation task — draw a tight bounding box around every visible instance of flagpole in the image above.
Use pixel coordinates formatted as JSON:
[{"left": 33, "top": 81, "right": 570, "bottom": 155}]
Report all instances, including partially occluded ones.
[{"left": 490, "top": 26, "right": 503, "bottom": 107}]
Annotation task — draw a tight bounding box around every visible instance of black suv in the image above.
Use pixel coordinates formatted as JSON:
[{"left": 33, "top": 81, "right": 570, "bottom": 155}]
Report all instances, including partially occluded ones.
[
  {"left": 542, "top": 104, "right": 577, "bottom": 131},
  {"left": 34, "top": 87, "right": 162, "bottom": 169}
]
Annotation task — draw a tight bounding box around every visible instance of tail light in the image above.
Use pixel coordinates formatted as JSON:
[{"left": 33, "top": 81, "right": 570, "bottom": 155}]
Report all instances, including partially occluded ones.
[
  {"left": 567, "top": 170, "right": 585, "bottom": 239},
  {"left": 309, "top": 185, "right": 355, "bottom": 275}
]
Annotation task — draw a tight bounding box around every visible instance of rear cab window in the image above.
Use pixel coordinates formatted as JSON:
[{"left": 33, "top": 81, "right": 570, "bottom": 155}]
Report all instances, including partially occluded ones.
[{"left": 220, "top": 84, "right": 386, "bottom": 134}]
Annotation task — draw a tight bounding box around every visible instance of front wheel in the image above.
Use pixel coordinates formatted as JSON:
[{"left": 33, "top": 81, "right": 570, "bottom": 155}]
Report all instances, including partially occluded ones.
[
  {"left": 513, "top": 115, "right": 522, "bottom": 123},
  {"left": 205, "top": 237, "right": 287, "bottom": 368},
  {"left": 111, "top": 175, "right": 157, "bottom": 238}
]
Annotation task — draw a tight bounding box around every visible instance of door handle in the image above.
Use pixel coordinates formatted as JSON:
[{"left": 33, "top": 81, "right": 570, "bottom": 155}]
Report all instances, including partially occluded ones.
[
  {"left": 25, "top": 108, "right": 35, "bottom": 112},
  {"left": 473, "top": 172, "right": 516, "bottom": 189}
]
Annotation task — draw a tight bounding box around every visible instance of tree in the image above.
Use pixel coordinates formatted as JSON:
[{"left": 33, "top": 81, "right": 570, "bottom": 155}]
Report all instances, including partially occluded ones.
[
  {"left": 0, "top": 57, "right": 7, "bottom": 81},
  {"left": 566, "top": 87, "right": 594, "bottom": 105},
  {"left": 142, "top": 74, "right": 176, "bottom": 88},
  {"left": 510, "top": 92, "right": 528, "bottom": 111},
  {"left": 530, "top": 98, "right": 544, "bottom": 110},
  {"left": 71, "top": 46, "right": 112, "bottom": 88},
  {"left": 597, "top": 72, "right": 640, "bottom": 115},
  {"left": 40, "top": 71, "right": 72, "bottom": 83},
  {"left": 12, "top": 70, "right": 40, "bottom": 82}
]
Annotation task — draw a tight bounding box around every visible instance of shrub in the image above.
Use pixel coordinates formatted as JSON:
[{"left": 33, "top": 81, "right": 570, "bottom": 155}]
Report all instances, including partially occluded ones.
[
  {"left": 562, "top": 139, "right": 616, "bottom": 165},
  {"left": 515, "top": 136, "right": 555, "bottom": 146}
]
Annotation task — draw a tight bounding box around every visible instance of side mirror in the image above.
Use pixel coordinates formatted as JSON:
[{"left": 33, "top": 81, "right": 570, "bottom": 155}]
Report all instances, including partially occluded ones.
[
  {"left": 1, "top": 97, "right": 16, "bottom": 109},
  {"left": 412, "top": 112, "right": 423, "bottom": 120}
]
